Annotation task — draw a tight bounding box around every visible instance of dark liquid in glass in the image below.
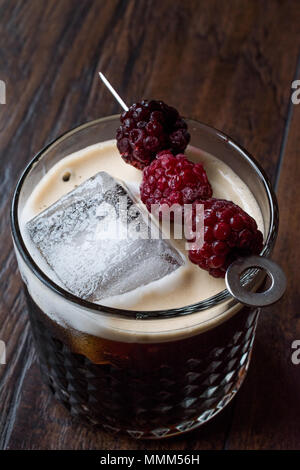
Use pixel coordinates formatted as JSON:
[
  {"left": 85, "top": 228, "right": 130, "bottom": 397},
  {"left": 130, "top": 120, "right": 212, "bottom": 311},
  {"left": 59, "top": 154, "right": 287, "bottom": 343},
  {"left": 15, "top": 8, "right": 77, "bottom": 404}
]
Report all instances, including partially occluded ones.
[{"left": 24, "top": 285, "right": 259, "bottom": 438}]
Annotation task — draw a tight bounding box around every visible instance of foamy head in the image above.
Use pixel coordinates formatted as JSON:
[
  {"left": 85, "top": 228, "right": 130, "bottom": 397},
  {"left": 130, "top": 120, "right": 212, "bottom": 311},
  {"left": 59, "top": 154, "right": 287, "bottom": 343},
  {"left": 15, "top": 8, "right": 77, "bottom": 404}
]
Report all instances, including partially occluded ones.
[{"left": 17, "top": 139, "right": 265, "bottom": 342}]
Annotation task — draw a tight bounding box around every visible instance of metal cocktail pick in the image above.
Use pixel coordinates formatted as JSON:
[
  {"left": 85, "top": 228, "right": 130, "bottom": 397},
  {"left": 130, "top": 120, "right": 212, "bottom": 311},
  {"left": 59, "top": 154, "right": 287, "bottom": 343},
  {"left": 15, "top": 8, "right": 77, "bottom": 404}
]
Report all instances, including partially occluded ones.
[
  {"left": 99, "top": 72, "right": 129, "bottom": 112},
  {"left": 225, "top": 255, "right": 286, "bottom": 307},
  {"left": 98, "top": 73, "right": 286, "bottom": 307}
]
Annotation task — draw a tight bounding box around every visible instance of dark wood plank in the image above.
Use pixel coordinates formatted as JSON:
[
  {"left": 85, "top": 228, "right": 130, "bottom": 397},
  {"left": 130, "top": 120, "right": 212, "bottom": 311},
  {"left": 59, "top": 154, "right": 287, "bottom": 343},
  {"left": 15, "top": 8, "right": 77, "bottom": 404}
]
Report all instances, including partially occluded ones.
[
  {"left": 0, "top": 0, "right": 299, "bottom": 449},
  {"left": 224, "top": 90, "right": 300, "bottom": 450}
]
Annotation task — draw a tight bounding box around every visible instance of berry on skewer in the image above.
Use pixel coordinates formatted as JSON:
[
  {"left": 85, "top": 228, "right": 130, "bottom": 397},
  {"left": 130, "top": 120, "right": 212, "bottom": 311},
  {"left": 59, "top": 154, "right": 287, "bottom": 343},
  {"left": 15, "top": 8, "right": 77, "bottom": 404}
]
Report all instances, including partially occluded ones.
[{"left": 99, "top": 72, "right": 264, "bottom": 279}]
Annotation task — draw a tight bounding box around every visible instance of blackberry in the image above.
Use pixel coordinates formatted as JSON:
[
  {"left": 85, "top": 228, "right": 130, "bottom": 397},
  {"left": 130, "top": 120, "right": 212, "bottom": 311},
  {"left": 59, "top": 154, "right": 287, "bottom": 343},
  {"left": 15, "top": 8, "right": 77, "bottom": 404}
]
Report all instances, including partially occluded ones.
[
  {"left": 140, "top": 150, "right": 212, "bottom": 215},
  {"left": 116, "top": 100, "right": 190, "bottom": 170},
  {"left": 188, "top": 198, "right": 264, "bottom": 278}
]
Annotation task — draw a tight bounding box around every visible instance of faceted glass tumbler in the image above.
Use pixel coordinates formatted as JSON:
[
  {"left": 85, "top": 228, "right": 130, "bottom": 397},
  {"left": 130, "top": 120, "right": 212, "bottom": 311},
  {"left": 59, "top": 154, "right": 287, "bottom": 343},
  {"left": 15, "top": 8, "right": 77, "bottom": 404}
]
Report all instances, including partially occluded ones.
[{"left": 11, "top": 117, "right": 278, "bottom": 439}]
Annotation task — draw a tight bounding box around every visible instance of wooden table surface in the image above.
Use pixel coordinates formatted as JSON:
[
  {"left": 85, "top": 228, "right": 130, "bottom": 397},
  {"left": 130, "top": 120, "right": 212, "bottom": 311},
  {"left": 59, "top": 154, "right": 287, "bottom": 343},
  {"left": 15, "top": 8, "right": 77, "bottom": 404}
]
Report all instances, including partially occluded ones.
[{"left": 0, "top": 0, "right": 300, "bottom": 450}]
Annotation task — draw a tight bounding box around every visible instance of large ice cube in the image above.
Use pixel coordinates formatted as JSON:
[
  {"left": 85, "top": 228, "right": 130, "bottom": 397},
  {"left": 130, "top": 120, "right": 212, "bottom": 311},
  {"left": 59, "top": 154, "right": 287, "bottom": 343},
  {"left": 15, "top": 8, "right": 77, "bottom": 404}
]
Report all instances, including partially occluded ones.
[{"left": 26, "top": 171, "right": 184, "bottom": 301}]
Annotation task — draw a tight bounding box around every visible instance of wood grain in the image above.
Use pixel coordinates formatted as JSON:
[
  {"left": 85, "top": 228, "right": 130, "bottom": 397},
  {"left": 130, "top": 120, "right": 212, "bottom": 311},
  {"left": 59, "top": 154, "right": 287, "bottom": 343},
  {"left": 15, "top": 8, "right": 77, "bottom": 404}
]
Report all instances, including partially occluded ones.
[
  {"left": 224, "top": 82, "right": 300, "bottom": 451},
  {"left": 0, "top": 0, "right": 299, "bottom": 449}
]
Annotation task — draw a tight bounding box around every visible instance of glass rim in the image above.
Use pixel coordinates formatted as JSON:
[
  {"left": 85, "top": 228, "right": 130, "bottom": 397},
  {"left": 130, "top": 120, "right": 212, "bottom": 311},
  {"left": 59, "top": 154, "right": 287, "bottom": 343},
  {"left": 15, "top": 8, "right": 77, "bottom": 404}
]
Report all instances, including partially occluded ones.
[{"left": 10, "top": 115, "right": 278, "bottom": 320}]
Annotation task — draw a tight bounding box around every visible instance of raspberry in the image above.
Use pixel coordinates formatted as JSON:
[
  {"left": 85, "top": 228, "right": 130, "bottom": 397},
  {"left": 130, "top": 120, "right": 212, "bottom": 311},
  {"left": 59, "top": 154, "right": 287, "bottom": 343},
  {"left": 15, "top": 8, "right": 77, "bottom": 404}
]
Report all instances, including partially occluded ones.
[
  {"left": 116, "top": 100, "right": 190, "bottom": 169},
  {"left": 140, "top": 150, "right": 213, "bottom": 215},
  {"left": 188, "top": 198, "right": 264, "bottom": 278}
]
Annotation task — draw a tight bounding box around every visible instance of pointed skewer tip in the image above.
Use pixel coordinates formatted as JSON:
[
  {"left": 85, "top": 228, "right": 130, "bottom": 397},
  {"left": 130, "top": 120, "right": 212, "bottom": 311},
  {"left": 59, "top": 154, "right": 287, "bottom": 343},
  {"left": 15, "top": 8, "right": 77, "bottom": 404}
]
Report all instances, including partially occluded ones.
[{"left": 98, "top": 72, "right": 129, "bottom": 112}]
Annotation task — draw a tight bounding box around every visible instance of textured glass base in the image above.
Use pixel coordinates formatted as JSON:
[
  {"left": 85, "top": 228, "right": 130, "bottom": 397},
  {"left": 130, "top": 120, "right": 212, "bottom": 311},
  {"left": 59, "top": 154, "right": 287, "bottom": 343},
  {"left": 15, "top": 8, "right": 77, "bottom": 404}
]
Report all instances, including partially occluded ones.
[
  {"left": 136, "top": 355, "right": 251, "bottom": 439},
  {"left": 27, "top": 293, "right": 259, "bottom": 440},
  {"left": 44, "top": 346, "right": 252, "bottom": 440}
]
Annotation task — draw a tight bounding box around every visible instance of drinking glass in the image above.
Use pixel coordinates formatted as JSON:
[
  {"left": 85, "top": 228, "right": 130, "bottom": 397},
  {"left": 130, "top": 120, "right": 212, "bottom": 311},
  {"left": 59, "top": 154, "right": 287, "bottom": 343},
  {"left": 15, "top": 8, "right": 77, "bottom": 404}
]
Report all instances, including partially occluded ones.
[{"left": 11, "top": 117, "right": 281, "bottom": 439}]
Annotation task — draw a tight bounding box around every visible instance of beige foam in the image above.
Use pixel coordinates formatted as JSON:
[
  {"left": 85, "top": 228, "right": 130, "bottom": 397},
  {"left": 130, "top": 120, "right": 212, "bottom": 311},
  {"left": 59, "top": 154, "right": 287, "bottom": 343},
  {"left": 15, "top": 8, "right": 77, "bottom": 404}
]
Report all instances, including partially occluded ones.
[{"left": 18, "top": 140, "right": 264, "bottom": 342}]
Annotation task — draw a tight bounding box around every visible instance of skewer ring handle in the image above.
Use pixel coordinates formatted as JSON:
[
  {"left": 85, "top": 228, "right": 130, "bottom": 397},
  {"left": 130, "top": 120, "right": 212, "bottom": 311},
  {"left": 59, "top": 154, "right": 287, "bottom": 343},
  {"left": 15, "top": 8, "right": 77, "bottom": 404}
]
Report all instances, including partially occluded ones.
[{"left": 225, "top": 255, "right": 286, "bottom": 307}]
